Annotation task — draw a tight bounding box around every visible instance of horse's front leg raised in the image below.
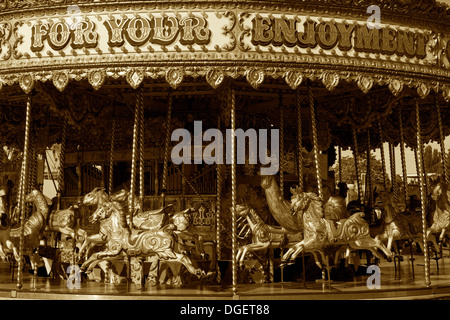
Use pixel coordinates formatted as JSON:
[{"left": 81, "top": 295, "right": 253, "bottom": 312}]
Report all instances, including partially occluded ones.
[{"left": 78, "top": 233, "right": 106, "bottom": 261}]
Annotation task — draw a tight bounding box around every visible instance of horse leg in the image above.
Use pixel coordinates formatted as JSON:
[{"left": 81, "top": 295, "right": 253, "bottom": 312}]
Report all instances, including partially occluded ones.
[
  {"left": 282, "top": 240, "right": 305, "bottom": 264},
  {"left": 172, "top": 252, "right": 204, "bottom": 277}
]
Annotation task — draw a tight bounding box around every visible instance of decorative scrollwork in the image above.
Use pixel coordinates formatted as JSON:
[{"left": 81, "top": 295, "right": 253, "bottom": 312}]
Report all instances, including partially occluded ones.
[
  {"left": 220, "top": 11, "right": 237, "bottom": 51},
  {"left": 417, "top": 82, "right": 431, "bottom": 99},
  {"left": 0, "top": 22, "right": 12, "bottom": 61},
  {"left": 238, "top": 12, "right": 252, "bottom": 52}
]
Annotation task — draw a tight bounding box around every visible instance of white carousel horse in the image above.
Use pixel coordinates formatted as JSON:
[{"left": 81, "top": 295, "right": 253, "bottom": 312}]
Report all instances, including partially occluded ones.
[
  {"left": 79, "top": 187, "right": 205, "bottom": 279},
  {"left": 235, "top": 201, "right": 303, "bottom": 267},
  {"left": 282, "top": 187, "right": 393, "bottom": 266}
]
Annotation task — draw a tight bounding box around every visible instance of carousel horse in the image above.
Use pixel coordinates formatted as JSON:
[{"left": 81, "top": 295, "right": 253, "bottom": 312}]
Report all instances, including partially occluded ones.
[
  {"left": 79, "top": 188, "right": 205, "bottom": 278},
  {"left": 235, "top": 201, "right": 303, "bottom": 267},
  {"left": 0, "top": 189, "right": 50, "bottom": 273},
  {"left": 372, "top": 190, "right": 423, "bottom": 256},
  {"left": 0, "top": 189, "right": 11, "bottom": 261},
  {"left": 281, "top": 187, "right": 393, "bottom": 266},
  {"left": 426, "top": 180, "right": 450, "bottom": 252}
]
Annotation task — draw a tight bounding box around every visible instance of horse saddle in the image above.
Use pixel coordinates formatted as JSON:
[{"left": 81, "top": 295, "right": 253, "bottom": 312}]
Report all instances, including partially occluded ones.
[
  {"left": 132, "top": 204, "right": 175, "bottom": 231},
  {"left": 325, "top": 219, "right": 346, "bottom": 241}
]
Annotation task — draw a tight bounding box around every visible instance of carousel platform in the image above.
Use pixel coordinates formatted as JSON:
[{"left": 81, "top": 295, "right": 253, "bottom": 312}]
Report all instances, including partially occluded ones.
[{"left": 1, "top": 253, "right": 450, "bottom": 301}]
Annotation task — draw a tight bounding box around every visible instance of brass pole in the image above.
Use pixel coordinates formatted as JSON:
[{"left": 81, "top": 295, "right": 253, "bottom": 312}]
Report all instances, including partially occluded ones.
[
  {"left": 161, "top": 88, "right": 173, "bottom": 207},
  {"left": 129, "top": 87, "right": 142, "bottom": 222},
  {"left": 57, "top": 118, "right": 67, "bottom": 210},
  {"left": 279, "top": 94, "right": 284, "bottom": 193},
  {"left": 352, "top": 126, "right": 361, "bottom": 200},
  {"left": 378, "top": 117, "right": 388, "bottom": 190},
  {"left": 108, "top": 119, "right": 116, "bottom": 194},
  {"left": 436, "top": 95, "right": 448, "bottom": 185},
  {"left": 296, "top": 89, "right": 304, "bottom": 192},
  {"left": 398, "top": 107, "right": 408, "bottom": 205},
  {"left": 415, "top": 100, "right": 431, "bottom": 287},
  {"left": 139, "top": 87, "right": 145, "bottom": 210},
  {"left": 230, "top": 85, "right": 238, "bottom": 295},
  {"left": 17, "top": 94, "right": 32, "bottom": 289},
  {"left": 308, "top": 81, "right": 323, "bottom": 202}
]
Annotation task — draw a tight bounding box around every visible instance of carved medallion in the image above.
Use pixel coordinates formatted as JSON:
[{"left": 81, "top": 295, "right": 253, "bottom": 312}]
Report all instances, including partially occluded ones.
[
  {"left": 165, "top": 67, "right": 184, "bottom": 89},
  {"left": 205, "top": 68, "right": 225, "bottom": 89},
  {"left": 417, "top": 82, "right": 430, "bottom": 99},
  {"left": 388, "top": 79, "right": 404, "bottom": 96},
  {"left": 126, "top": 68, "right": 144, "bottom": 90},
  {"left": 285, "top": 70, "right": 303, "bottom": 90},
  {"left": 19, "top": 74, "right": 34, "bottom": 94},
  {"left": 357, "top": 76, "right": 374, "bottom": 94},
  {"left": 53, "top": 71, "right": 69, "bottom": 92},
  {"left": 322, "top": 72, "right": 339, "bottom": 91},
  {"left": 246, "top": 68, "right": 265, "bottom": 90},
  {"left": 88, "top": 69, "right": 106, "bottom": 91}
]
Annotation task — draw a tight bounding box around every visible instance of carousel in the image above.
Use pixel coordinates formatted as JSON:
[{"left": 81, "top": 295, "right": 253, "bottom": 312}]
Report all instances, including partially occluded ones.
[{"left": 0, "top": 0, "right": 448, "bottom": 300}]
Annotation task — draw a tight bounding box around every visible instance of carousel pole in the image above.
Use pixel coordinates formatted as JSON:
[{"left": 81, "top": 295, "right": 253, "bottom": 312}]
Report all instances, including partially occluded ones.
[
  {"left": 296, "top": 88, "right": 306, "bottom": 287},
  {"left": 129, "top": 86, "right": 143, "bottom": 225},
  {"left": 57, "top": 117, "right": 67, "bottom": 210},
  {"left": 378, "top": 117, "right": 388, "bottom": 190},
  {"left": 279, "top": 94, "right": 284, "bottom": 193},
  {"left": 215, "top": 90, "right": 224, "bottom": 281},
  {"left": 389, "top": 142, "right": 398, "bottom": 202},
  {"left": 398, "top": 107, "right": 408, "bottom": 205},
  {"left": 108, "top": 118, "right": 116, "bottom": 194},
  {"left": 352, "top": 126, "right": 362, "bottom": 201},
  {"left": 17, "top": 93, "right": 32, "bottom": 290},
  {"left": 366, "top": 130, "right": 373, "bottom": 211},
  {"left": 415, "top": 99, "right": 431, "bottom": 287},
  {"left": 296, "top": 89, "right": 304, "bottom": 192},
  {"left": 308, "top": 81, "right": 323, "bottom": 202},
  {"left": 229, "top": 83, "right": 238, "bottom": 296},
  {"left": 139, "top": 87, "right": 145, "bottom": 210},
  {"left": 436, "top": 95, "right": 448, "bottom": 185},
  {"left": 161, "top": 88, "right": 173, "bottom": 207}
]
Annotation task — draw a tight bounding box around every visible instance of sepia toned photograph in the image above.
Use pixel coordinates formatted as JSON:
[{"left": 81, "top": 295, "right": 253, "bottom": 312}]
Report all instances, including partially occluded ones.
[{"left": 0, "top": 0, "right": 449, "bottom": 305}]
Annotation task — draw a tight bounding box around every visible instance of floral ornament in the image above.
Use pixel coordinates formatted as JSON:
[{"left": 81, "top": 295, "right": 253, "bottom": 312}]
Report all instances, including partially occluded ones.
[
  {"left": 284, "top": 70, "right": 303, "bottom": 90},
  {"left": 19, "top": 74, "right": 34, "bottom": 94},
  {"left": 126, "top": 68, "right": 145, "bottom": 90},
  {"left": 88, "top": 69, "right": 106, "bottom": 91},
  {"left": 205, "top": 68, "right": 225, "bottom": 89},
  {"left": 321, "top": 72, "right": 340, "bottom": 91},
  {"left": 388, "top": 79, "right": 404, "bottom": 97},
  {"left": 53, "top": 71, "right": 69, "bottom": 92},
  {"left": 246, "top": 68, "right": 265, "bottom": 90},
  {"left": 165, "top": 67, "right": 184, "bottom": 89},
  {"left": 357, "top": 76, "right": 374, "bottom": 94}
]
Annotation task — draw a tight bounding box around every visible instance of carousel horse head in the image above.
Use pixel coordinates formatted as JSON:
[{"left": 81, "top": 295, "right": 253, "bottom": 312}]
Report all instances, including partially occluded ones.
[
  {"left": 431, "top": 180, "right": 448, "bottom": 202},
  {"left": 260, "top": 175, "right": 276, "bottom": 190},
  {"left": 290, "top": 186, "right": 321, "bottom": 218},
  {"left": 235, "top": 199, "right": 251, "bottom": 217},
  {"left": 24, "top": 189, "right": 41, "bottom": 202},
  {"left": 110, "top": 189, "right": 129, "bottom": 202},
  {"left": 89, "top": 203, "right": 112, "bottom": 224},
  {"left": 172, "top": 207, "right": 194, "bottom": 232},
  {"left": 83, "top": 187, "right": 109, "bottom": 206}
]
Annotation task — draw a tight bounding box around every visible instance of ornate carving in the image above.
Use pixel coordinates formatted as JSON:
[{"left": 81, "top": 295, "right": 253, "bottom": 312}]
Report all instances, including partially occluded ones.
[
  {"left": 126, "top": 68, "right": 145, "bottom": 90},
  {"left": 165, "top": 67, "right": 184, "bottom": 89},
  {"left": 357, "top": 76, "right": 374, "bottom": 94},
  {"left": 284, "top": 70, "right": 303, "bottom": 90},
  {"left": 389, "top": 79, "right": 404, "bottom": 97},
  {"left": 19, "top": 74, "right": 34, "bottom": 93},
  {"left": 205, "top": 68, "right": 225, "bottom": 89},
  {"left": 246, "top": 68, "right": 265, "bottom": 90},
  {"left": 88, "top": 69, "right": 106, "bottom": 91},
  {"left": 417, "top": 82, "right": 431, "bottom": 99},
  {"left": 321, "top": 72, "right": 339, "bottom": 91},
  {"left": 52, "top": 71, "right": 69, "bottom": 92}
]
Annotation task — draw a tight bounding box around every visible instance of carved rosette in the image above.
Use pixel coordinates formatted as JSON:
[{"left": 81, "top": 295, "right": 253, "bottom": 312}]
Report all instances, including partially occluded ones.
[
  {"left": 284, "top": 70, "right": 304, "bottom": 90},
  {"left": 165, "top": 67, "right": 184, "bottom": 89},
  {"left": 126, "top": 68, "right": 145, "bottom": 90},
  {"left": 52, "top": 71, "right": 69, "bottom": 92},
  {"left": 88, "top": 69, "right": 106, "bottom": 91},
  {"left": 246, "top": 68, "right": 265, "bottom": 90},
  {"left": 205, "top": 68, "right": 225, "bottom": 89},
  {"left": 19, "top": 74, "right": 34, "bottom": 93},
  {"left": 322, "top": 72, "right": 340, "bottom": 91}
]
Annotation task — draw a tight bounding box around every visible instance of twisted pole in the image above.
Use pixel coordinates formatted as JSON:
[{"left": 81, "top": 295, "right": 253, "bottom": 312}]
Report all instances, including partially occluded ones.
[
  {"left": 279, "top": 94, "right": 284, "bottom": 193},
  {"left": 436, "top": 95, "right": 448, "bottom": 185},
  {"left": 415, "top": 99, "right": 431, "bottom": 287},
  {"left": 398, "top": 107, "right": 408, "bottom": 205},
  {"left": 17, "top": 94, "right": 32, "bottom": 289},
  {"left": 139, "top": 87, "right": 145, "bottom": 209},
  {"left": 108, "top": 118, "right": 116, "bottom": 194},
  {"left": 296, "top": 89, "right": 304, "bottom": 191},
  {"left": 161, "top": 88, "right": 173, "bottom": 207},
  {"left": 129, "top": 87, "right": 142, "bottom": 222},
  {"left": 308, "top": 81, "right": 323, "bottom": 202},
  {"left": 352, "top": 126, "right": 361, "bottom": 200},
  {"left": 230, "top": 85, "right": 238, "bottom": 296},
  {"left": 378, "top": 117, "right": 388, "bottom": 190}
]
